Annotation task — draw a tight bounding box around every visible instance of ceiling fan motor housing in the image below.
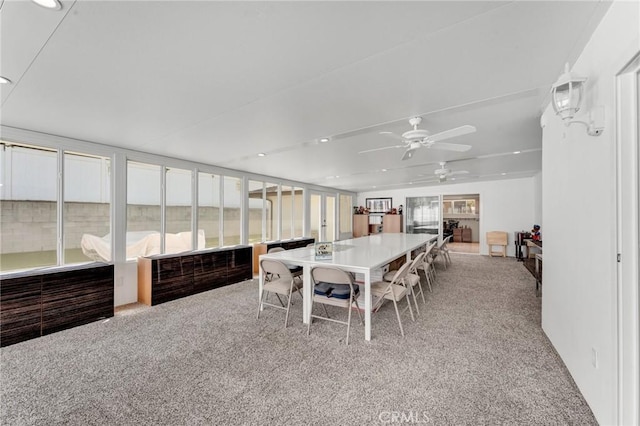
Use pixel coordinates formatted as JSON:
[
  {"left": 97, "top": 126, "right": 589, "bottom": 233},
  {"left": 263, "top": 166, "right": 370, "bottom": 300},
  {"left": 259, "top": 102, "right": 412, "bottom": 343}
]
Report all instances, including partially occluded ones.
[{"left": 402, "top": 129, "right": 430, "bottom": 141}]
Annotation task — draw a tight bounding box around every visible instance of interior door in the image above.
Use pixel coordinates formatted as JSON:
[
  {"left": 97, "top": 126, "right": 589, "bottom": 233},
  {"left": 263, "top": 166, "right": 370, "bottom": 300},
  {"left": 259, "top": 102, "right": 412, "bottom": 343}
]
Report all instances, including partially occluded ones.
[{"left": 309, "top": 191, "right": 336, "bottom": 242}]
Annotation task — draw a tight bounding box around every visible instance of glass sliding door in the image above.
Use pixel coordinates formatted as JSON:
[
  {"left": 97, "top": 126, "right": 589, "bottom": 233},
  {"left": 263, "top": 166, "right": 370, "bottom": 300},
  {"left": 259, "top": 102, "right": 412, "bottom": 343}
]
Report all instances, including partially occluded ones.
[
  {"left": 406, "top": 196, "right": 440, "bottom": 236},
  {"left": 310, "top": 193, "right": 321, "bottom": 241},
  {"left": 309, "top": 191, "right": 336, "bottom": 242}
]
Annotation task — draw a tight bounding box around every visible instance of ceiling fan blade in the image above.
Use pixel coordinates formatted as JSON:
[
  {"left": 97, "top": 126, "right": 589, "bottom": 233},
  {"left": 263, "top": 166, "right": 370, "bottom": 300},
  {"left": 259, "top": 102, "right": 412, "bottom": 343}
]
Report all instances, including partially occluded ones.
[
  {"left": 450, "top": 170, "right": 469, "bottom": 176},
  {"left": 428, "top": 125, "right": 476, "bottom": 142},
  {"left": 429, "top": 141, "right": 472, "bottom": 152},
  {"left": 412, "top": 178, "right": 440, "bottom": 184},
  {"left": 401, "top": 148, "right": 417, "bottom": 161},
  {"left": 358, "top": 145, "right": 404, "bottom": 154}
]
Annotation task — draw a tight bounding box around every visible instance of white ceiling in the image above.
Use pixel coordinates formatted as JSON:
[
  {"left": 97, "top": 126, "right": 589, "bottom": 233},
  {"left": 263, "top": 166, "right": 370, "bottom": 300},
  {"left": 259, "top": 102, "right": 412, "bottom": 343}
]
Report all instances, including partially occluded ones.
[{"left": 0, "top": 0, "right": 612, "bottom": 192}]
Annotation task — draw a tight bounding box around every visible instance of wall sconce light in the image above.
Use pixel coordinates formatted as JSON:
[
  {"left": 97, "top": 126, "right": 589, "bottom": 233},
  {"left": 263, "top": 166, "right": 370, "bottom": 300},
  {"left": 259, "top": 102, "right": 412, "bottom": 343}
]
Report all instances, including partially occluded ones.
[{"left": 550, "top": 63, "right": 604, "bottom": 136}]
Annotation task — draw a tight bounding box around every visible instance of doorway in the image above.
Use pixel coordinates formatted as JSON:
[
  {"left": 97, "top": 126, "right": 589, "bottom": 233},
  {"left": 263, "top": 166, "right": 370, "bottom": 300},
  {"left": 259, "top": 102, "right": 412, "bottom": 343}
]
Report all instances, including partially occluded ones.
[
  {"left": 309, "top": 191, "right": 336, "bottom": 242},
  {"left": 615, "top": 52, "right": 640, "bottom": 426},
  {"left": 442, "top": 193, "right": 480, "bottom": 254}
]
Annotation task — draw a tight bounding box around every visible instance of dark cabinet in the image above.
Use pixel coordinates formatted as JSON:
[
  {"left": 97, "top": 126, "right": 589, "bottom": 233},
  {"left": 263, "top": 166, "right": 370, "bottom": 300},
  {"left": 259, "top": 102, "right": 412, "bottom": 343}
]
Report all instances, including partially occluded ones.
[
  {"left": 227, "top": 246, "right": 253, "bottom": 285},
  {"left": 41, "top": 264, "right": 114, "bottom": 335},
  {"left": 453, "top": 228, "right": 472, "bottom": 242},
  {"left": 193, "top": 250, "right": 227, "bottom": 293},
  {"left": 150, "top": 256, "right": 195, "bottom": 306},
  {"left": 1, "top": 275, "right": 42, "bottom": 346},
  {"left": 138, "top": 245, "right": 253, "bottom": 306},
  {"left": 252, "top": 238, "right": 315, "bottom": 274},
  {"left": 1, "top": 263, "right": 114, "bottom": 347}
]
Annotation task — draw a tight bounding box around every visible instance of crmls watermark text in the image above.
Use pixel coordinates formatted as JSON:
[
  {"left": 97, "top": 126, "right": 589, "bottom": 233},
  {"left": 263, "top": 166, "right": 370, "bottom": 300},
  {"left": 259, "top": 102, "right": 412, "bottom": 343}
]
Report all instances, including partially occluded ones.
[{"left": 378, "top": 411, "right": 431, "bottom": 424}]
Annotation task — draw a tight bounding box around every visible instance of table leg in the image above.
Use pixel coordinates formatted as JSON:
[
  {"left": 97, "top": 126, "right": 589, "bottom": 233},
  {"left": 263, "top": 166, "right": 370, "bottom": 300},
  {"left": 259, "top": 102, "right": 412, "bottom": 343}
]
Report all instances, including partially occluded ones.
[
  {"left": 302, "top": 266, "right": 312, "bottom": 324},
  {"left": 364, "top": 269, "right": 371, "bottom": 341},
  {"left": 258, "top": 265, "right": 264, "bottom": 311}
]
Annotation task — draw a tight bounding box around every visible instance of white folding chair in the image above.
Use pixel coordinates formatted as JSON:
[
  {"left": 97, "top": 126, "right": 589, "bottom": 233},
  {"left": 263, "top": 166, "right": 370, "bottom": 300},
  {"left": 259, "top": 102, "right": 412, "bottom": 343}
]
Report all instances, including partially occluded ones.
[
  {"left": 405, "top": 252, "right": 427, "bottom": 310},
  {"left": 370, "top": 262, "right": 415, "bottom": 337},
  {"left": 417, "top": 242, "right": 438, "bottom": 294},
  {"left": 268, "top": 246, "right": 303, "bottom": 279},
  {"left": 258, "top": 259, "right": 303, "bottom": 328},
  {"left": 308, "top": 266, "right": 363, "bottom": 345}
]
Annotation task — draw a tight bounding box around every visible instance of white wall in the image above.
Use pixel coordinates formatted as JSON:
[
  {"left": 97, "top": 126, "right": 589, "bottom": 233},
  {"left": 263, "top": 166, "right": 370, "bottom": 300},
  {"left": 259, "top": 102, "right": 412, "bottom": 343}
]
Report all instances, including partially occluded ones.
[
  {"left": 532, "top": 171, "right": 542, "bottom": 227},
  {"left": 540, "top": 1, "right": 639, "bottom": 424},
  {"left": 358, "top": 177, "right": 535, "bottom": 256}
]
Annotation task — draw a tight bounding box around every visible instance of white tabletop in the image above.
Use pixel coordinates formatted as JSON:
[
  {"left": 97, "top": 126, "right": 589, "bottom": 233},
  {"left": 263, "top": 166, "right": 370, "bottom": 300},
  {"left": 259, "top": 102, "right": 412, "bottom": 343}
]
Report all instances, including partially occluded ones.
[
  {"left": 260, "top": 233, "right": 437, "bottom": 272},
  {"left": 258, "top": 233, "right": 437, "bottom": 341}
]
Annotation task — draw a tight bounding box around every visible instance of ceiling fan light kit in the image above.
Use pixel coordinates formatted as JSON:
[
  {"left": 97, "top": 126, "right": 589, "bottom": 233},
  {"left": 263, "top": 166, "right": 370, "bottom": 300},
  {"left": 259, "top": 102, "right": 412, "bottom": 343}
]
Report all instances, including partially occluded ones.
[
  {"left": 550, "top": 63, "right": 604, "bottom": 136},
  {"left": 31, "top": 0, "right": 62, "bottom": 10}
]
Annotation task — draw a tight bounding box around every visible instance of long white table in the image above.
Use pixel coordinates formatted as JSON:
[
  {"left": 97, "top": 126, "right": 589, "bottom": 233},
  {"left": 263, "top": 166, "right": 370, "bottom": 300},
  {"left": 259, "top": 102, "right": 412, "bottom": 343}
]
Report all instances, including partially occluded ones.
[{"left": 258, "top": 233, "right": 437, "bottom": 341}]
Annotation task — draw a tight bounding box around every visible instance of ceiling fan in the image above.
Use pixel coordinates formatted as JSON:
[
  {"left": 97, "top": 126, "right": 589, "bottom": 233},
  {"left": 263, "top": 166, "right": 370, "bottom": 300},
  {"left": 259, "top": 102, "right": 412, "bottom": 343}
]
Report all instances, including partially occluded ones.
[
  {"left": 358, "top": 117, "right": 476, "bottom": 161},
  {"left": 433, "top": 161, "right": 469, "bottom": 182}
]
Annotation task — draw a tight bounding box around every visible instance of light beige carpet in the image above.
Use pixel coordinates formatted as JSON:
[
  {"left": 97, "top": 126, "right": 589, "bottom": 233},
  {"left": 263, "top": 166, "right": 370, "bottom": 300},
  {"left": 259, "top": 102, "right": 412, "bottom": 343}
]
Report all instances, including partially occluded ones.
[{"left": 0, "top": 253, "right": 596, "bottom": 425}]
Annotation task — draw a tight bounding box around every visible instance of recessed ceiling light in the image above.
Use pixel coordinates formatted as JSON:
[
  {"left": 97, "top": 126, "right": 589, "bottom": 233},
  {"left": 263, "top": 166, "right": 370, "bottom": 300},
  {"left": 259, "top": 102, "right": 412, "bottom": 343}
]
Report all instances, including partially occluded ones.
[
  {"left": 381, "top": 169, "right": 388, "bottom": 172},
  {"left": 501, "top": 172, "right": 507, "bottom": 176},
  {"left": 257, "top": 153, "right": 266, "bottom": 157},
  {"left": 372, "top": 186, "right": 377, "bottom": 189},
  {"left": 319, "top": 138, "right": 330, "bottom": 143},
  {"left": 32, "top": 0, "right": 62, "bottom": 10},
  {"left": 450, "top": 178, "right": 456, "bottom": 181},
  {"left": 0, "top": 76, "right": 11, "bottom": 84},
  {"left": 513, "top": 151, "right": 521, "bottom": 154}
]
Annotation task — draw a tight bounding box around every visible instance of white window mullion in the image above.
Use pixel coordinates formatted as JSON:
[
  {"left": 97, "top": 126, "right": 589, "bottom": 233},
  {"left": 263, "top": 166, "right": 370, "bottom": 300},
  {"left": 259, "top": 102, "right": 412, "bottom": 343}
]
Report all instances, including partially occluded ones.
[
  {"left": 57, "top": 149, "right": 64, "bottom": 265},
  {"left": 160, "top": 166, "right": 166, "bottom": 253}
]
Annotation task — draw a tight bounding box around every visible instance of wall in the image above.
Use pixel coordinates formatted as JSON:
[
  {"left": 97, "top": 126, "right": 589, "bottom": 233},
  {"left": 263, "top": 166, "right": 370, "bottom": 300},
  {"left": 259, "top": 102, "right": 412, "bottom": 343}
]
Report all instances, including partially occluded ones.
[
  {"left": 358, "top": 177, "right": 535, "bottom": 256},
  {"left": 540, "top": 2, "right": 639, "bottom": 424},
  {"left": 532, "top": 171, "right": 542, "bottom": 227}
]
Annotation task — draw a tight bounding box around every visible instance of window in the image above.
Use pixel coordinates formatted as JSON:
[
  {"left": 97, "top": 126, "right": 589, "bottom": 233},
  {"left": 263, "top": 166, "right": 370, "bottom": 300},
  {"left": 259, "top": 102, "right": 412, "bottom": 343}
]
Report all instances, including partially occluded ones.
[
  {"left": 281, "top": 185, "right": 293, "bottom": 240},
  {"left": 339, "top": 194, "right": 352, "bottom": 237},
  {"left": 248, "top": 180, "right": 264, "bottom": 243},
  {"left": 0, "top": 143, "right": 58, "bottom": 271},
  {"left": 198, "top": 172, "right": 220, "bottom": 248},
  {"left": 127, "top": 161, "right": 161, "bottom": 258},
  {"left": 166, "top": 167, "right": 193, "bottom": 249},
  {"left": 326, "top": 195, "right": 336, "bottom": 241},
  {"left": 310, "top": 193, "right": 320, "bottom": 241},
  {"left": 64, "top": 151, "right": 111, "bottom": 264},
  {"left": 265, "top": 182, "right": 278, "bottom": 240},
  {"left": 406, "top": 196, "right": 440, "bottom": 235},
  {"left": 293, "top": 186, "right": 303, "bottom": 237},
  {"left": 222, "top": 176, "right": 242, "bottom": 246}
]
